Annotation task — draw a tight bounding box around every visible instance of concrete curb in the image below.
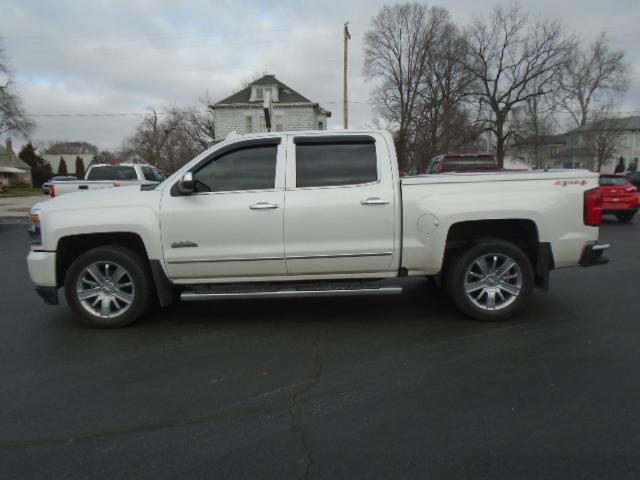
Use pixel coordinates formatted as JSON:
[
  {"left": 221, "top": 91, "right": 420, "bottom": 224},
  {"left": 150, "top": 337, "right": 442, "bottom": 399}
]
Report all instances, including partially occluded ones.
[
  {"left": 0, "top": 217, "right": 29, "bottom": 224},
  {"left": 0, "top": 194, "right": 46, "bottom": 198}
]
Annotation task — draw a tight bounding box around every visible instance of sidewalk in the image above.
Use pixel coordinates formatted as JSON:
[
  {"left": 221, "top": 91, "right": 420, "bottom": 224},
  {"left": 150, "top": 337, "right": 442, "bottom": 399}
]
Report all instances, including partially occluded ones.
[{"left": 0, "top": 194, "right": 47, "bottom": 219}]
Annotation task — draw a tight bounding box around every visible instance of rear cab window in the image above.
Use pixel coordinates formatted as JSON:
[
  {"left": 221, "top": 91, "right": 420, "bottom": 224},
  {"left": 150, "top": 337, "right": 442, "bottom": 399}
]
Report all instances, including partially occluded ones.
[
  {"left": 441, "top": 156, "right": 497, "bottom": 172},
  {"left": 87, "top": 166, "right": 137, "bottom": 181},
  {"left": 599, "top": 176, "right": 629, "bottom": 187},
  {"left": 293, "top": 136, "right": 377, "bottom": 188}
]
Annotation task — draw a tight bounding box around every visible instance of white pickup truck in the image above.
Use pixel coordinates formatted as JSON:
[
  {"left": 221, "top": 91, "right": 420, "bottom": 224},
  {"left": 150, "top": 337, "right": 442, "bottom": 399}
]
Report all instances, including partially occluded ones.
[
  {"left": 27, "top": 130, "right": 609, "bottom": 328},
  {"left": 49, "top": 163, "right": 165, "bottom": 197}
]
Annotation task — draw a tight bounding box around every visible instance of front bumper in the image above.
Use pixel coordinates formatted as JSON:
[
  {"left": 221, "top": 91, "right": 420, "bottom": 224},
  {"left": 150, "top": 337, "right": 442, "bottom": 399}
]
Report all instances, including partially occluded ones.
[
  {"left": 27, "top": 250, "right": 57, "bottom": 286},
  {"left": 579, "top": 241, "right": 610, "bottom": 267},
  {"left": 27, "top": 251, "right": 59, "bottom": 305}
]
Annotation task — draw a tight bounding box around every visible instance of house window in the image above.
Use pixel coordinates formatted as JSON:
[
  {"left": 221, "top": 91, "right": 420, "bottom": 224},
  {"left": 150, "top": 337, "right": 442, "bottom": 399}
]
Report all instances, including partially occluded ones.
[
  {"left": 256, "top": 88, "right": 263, "bottom": 100},
  {"left": 276, "top": 116, "right": 284, "bottom": 132},
  {"left": 259, "top": 116, "right": 267, "bottom": 132},
  {"left": 245, "top": 115, "right": 253, "bottom": 133},
  {"left": 551, "top": 147, "right": 558, "bottom": 159},
  {"left": 318, "top": 121, "right": 324, "bottom": 130}
]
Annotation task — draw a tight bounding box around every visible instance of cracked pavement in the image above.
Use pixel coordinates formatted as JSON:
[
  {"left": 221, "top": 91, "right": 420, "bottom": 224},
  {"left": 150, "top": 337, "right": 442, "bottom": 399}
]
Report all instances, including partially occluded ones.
[{"left": 2, "top": 219, "right": 640, "bottom": 479}]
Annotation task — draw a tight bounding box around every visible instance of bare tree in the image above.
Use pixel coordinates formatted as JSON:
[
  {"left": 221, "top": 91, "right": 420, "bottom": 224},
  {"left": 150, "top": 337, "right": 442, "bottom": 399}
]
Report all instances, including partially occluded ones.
[
  {"left": 461, "top": 4, "right": 574, "bottom": 166},
  {"left": 121, "top": 108, "right": 204, "bottom": 173},
  {"left": 510, "top": 77, "right": 559, "bottom": 168},
  {"left": 168, "top": 94, "right": 216, "bottom": 150},
  {"left": 121, "top": 109, "right": 180, "bottom": 170},
  {"left": 559, "top": 32, "right": 630, "bottom": 128},
  {"left": 45, "top": 140, "right": 98, "bottom": 155},
  {"left": 363, "top": 3, "right": 446, "bottom": 170},
  {"left": 0, "top": 38, "right": 35, "bottom": 137},
  {"left": 584, "top": 114, "right": 625, "bottom": 172},
  {"left": 412, "top": 19, "right": 482, "bottom": 171}
]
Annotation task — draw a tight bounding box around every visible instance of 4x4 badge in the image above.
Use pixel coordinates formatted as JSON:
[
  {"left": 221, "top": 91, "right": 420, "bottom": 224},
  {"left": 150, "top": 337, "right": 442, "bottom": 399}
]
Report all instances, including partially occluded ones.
[{"left": 554, "top": 180, "right": 587, "bottom": 187}]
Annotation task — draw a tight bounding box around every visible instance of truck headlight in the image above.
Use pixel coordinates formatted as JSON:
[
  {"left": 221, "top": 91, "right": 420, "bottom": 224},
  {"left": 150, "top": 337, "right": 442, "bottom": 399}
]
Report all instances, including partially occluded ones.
[{"left": 28, "top": 209, "right": 42, "bottom": 245}]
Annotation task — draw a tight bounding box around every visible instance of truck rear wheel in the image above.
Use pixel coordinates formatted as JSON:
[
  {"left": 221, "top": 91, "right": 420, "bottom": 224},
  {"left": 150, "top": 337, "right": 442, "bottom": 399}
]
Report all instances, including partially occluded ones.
[
  {"left": 445, "top": 238, "right": 534, "bottom": 321},
  {"left": 64, "top": 245, "right": 152, "bottom": 328}
]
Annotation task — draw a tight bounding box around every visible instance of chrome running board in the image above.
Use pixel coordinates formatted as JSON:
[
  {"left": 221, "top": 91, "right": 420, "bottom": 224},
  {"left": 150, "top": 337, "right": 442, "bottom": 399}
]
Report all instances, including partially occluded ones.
[{"left": 180, "top": 284, "right": 403, "bottom": 301}]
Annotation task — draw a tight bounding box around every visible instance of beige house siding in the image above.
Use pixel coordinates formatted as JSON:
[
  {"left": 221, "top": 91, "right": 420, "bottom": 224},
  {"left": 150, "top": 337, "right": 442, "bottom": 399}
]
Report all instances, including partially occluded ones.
[{"left": 214, "top": 105, "right": 328, "bottom": 139}]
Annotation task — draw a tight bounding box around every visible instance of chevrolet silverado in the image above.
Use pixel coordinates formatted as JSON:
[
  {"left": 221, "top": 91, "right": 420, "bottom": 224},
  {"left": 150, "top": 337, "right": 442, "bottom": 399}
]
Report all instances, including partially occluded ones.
[{"left": 27, "top": 130, "right": 609, "bottom": 328}]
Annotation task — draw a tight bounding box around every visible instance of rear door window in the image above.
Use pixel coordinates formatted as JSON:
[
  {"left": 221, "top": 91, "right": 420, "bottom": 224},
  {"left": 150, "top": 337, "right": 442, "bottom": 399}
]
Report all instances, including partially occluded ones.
[{"left": 294, "top": 137, "right": 377, "bottom": 188}]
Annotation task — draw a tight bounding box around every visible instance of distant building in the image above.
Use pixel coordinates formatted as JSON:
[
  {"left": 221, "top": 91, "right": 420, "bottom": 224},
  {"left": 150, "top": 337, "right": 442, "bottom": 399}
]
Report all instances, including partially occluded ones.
[
  {"left": 211, "top": 74, "right": 331, "bottom": 140},
  {"left": 42, "top": 154, "right": 94, "bottom": 176},
  {"left": 561, "top": 116, "right": 640, "bottom": 173},
  {"left": 513, "top": 135, "right": 567, "bottom": 169},
  {"left": 0, "top": 139, "right": 32, "bottom": 188}
]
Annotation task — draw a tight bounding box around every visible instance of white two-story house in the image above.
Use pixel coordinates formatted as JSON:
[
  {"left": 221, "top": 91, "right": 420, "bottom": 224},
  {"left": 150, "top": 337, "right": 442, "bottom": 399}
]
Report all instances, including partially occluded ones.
[{"left": 211, "top": 75, "right": 331, "bottom": 139}]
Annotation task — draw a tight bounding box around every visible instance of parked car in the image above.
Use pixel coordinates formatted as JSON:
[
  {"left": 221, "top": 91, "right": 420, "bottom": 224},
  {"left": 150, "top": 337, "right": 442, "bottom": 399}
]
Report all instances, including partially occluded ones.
[
  {"left": 625, "top": 171, "right": 640, "bottom": 188},
  {"left": 42, "top": 176, "right": 77, "bottom": 194},
  {"left": 426, "top": 153, "right": 499, "bottom": 173},
  {"left": 28, "top": 130, "right": 608, "bottom": 328},
  {"left": 599, "top": 174, "right": 639, "bottom": 223},
  {"left": 49, "top": 163, "right": 165, "bottom": 197}
]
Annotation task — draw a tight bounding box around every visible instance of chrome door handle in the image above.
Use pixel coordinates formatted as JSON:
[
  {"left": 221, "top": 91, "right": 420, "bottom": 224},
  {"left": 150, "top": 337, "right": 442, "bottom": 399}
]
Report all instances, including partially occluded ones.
[
  {"left": 361, "top": 197, "right": 390, "bottom": 205},
  {"left": 250, "top": 202, "right": 279, "bottom": 210}
]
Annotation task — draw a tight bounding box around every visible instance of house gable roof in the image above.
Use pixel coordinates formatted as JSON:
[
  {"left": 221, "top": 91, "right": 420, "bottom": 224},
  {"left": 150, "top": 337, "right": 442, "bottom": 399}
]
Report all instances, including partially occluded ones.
[
  {"left": 567, "top": 115, "right": 640, "bottom": 135},
  {"left": 214, "top": 74, "right": 313, "bottom": 105},
  {"left": 515, "top": 134, "right": 567, "bottom": 147}
]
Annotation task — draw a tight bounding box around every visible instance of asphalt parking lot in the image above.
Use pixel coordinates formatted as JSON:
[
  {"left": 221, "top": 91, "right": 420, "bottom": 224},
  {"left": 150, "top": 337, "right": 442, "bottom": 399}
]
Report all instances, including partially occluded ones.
[{"left": 1, "top": 218, "right": 640, "bottom": 479}]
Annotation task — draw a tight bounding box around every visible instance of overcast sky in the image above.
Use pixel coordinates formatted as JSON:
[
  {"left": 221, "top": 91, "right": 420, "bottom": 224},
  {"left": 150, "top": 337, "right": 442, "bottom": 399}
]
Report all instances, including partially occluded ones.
[{"left": 1, "top": 0, "right": 639, "bottom": 151}]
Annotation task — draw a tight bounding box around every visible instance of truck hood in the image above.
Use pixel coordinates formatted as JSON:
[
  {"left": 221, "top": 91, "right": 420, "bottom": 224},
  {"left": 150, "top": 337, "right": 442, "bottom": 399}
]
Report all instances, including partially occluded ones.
[{"left": 33, "top": 185, "right": 162, "bottom": 214}]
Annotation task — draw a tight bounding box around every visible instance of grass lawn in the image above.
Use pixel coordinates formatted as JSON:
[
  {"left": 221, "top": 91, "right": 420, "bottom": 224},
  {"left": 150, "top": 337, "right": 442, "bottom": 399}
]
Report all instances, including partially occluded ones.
[{"left": 0, "top": 187, "right": 45, "bottom": 197}]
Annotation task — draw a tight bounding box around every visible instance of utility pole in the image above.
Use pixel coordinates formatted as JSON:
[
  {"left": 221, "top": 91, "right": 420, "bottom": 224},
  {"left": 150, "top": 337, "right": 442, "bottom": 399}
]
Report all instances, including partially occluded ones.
[{"left": 343, "top": 22, "right": 351, "bottom": 129}]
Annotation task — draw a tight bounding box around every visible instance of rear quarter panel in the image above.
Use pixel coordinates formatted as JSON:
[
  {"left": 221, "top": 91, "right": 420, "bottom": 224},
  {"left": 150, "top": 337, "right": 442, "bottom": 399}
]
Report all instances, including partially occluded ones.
[{"left": 401, "top": 172, "right": 600, "bottom": 275}]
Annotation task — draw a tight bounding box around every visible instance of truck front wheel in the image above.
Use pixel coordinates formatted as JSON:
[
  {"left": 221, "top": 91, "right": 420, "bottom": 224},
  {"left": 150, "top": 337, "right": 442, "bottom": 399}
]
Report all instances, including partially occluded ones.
[
  {"left": 64, "top": 245, "right": 153, "bottom": 328},
  {"left": 445, "top": 239, "right": 534, "bottom": 321}
]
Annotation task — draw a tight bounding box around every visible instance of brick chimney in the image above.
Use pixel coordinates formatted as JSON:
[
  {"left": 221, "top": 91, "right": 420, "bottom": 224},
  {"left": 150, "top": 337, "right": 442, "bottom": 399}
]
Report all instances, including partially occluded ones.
[{"left": 2, "top": 138, "right": 14, "bottom": 167}]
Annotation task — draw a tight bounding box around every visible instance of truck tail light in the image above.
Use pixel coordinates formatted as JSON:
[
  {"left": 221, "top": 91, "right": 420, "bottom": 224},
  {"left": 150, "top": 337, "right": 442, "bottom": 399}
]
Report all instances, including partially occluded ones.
[
  {"left": 584, "top": 188, "right": 603, "bottom": 226},
  {"left": 50, "top": 184, "right": 56, "bottom": 198}
]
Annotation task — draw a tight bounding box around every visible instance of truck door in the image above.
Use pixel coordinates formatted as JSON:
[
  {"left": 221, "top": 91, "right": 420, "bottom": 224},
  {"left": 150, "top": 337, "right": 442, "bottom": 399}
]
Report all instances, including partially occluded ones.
[
  {"left": 159, "top": 137, "right": 287, "bottom": 281},
  {"left": 283, "top": 134, "right": 398, "bottom": 276}
]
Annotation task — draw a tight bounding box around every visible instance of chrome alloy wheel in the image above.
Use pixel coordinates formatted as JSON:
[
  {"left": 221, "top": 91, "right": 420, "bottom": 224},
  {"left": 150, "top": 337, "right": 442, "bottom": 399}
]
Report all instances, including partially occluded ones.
[
  {"left": 76, "top": 261, "right": 135, "bottom": 318},
  {"left": 463, "top": 253, "right": 523, "bottom": 311}
]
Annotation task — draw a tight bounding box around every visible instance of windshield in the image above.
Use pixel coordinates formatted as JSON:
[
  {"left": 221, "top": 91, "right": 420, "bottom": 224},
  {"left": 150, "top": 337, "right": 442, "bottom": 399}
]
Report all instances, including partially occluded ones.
[
  {"left": 442, "top": 156, "right": 497, "bottom": 172},
  {"left": 599, "top": 176, "right": 629, "bottom": 186},
  {"left": 86, "top": 166, "right": 137, "bottom": 181}
]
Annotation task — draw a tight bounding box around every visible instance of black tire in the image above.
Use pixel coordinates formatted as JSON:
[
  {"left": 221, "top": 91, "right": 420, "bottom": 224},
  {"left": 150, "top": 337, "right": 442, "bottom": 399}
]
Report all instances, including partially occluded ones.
[
  {"left": 64, "top": 245, "right": 153, "bottom": 328},
  {"left": 616, "top": 212, "right": 636, "bottom": 223},
  {"left": 444, "top": 238, "right": 534, "bottom": 322}
]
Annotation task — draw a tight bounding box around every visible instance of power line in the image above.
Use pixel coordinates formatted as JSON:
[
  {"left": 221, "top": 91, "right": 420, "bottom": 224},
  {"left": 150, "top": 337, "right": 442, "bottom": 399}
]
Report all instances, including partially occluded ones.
[
  {"left": 25, "top": 101, "right": 376, "bottom": 118},
  {"left": 3, "top": 21, "right": 368, "bottom": 42},
  {"left": 7, "top": 34, "right": 339, "bottom": 54}
]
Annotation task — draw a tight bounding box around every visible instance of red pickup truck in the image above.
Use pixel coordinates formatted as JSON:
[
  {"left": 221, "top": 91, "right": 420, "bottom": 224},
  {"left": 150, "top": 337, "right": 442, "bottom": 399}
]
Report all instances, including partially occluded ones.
[{"left": 599, "top": 174, "right": 638, "bottom": 223}]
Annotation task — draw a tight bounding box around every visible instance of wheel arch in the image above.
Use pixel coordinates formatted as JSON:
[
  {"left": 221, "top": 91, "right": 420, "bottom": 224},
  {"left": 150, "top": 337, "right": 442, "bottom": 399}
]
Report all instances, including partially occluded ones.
[
  {"left": 443, "top": 219, "right": 553, "bottom": 290},
  {"left": 56, "top": 232, "right": 174, "bottom": 305}
]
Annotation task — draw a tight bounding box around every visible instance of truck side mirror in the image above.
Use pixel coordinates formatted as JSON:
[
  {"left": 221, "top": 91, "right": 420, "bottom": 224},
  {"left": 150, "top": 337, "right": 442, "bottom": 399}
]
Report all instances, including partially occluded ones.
[{"left": 177, "top": 172, "right": 195, "bottom": 195}]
